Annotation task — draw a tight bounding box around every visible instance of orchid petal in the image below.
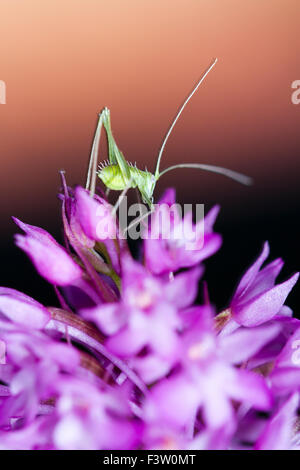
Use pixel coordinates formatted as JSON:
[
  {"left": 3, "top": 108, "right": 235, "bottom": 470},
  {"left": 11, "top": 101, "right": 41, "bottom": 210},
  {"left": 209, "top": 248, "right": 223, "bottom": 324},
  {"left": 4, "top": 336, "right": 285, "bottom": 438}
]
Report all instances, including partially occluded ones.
[{"left": 233, "top": 272, "right": 299, "bottom": 327}]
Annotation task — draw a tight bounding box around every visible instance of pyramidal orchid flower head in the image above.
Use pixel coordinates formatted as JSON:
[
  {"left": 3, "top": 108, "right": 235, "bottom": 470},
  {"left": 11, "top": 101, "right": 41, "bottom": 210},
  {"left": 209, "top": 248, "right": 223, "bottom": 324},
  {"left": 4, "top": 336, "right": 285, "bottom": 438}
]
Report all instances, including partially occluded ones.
[
  {"left": 1, "top": 163, "right": 300, "bottom": 450},
  {"left": 13, "top": 218, "right": 82, "bottom": 286},
  {"left": 144, "top": 188, "right": 222, "bottom": 275},
  {"left": 0, "top": 287, "right": 50, "bottom": 329},
  {"left": 230, "top": 241, "right": 299, "bottom": 327}
]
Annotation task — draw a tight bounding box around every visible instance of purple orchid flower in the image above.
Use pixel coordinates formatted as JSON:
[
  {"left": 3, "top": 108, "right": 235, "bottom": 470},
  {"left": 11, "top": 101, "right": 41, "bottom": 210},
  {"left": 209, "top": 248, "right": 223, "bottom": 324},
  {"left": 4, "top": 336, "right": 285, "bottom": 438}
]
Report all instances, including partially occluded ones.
[
  {"left": 13, "top": 218, "right": 82, "bottom": 286},
  {"left": 230, "top": 241, "right": 299, "bottom": 327},
  {"left": 82, "top": 254, "right": 202, "bottom": 383},
  {"left": 0, "top": 324, "right": 79, "bottom": 428},
  {"left": 60, "top": 184, "right": 122, "bottom": 304},
  {"left": 52, "top": 378, "right": 140, "bottom": 450},
  {"left": 144, "top": 306, "right": 272, "bottom": 433},
  {"left": 266, "top": 326, "right": 300, "bottom": 397},
  {"left": 0, "top": 287, "right": 50, "bottom": 329},
  {"left": 74, "top": 186, "right": 117, "bottom": 242},
  {"left": 255, "top": 393, "right": 299, "bottom": 450},
  {"left": 144, "top": 188, "right": 222, "bottom": 275}
]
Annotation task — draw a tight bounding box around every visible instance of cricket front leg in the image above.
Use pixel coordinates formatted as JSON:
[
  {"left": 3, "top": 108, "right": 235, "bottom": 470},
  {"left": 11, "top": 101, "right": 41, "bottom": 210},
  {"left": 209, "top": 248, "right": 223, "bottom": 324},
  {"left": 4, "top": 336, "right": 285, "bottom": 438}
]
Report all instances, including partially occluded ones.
[{"left": 85, "top": 111, "right": 104, "bottom": 196}]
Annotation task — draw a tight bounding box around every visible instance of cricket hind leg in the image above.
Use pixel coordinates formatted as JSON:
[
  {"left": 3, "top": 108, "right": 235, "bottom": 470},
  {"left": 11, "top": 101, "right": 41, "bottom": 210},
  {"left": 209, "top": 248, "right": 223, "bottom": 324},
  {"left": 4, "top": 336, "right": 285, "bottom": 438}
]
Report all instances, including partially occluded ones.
[
  {"left": 111, "top": 178, "right": 133, "bottom": 217},
  {"left": 123, "top": 208, "right": 154, "bottom": 235},
  {"left": 134, "top": 188, "right": 150, "bottom": 229},
  {"left": 123, "top": 187, "right": 154, "bottom": 235},
  {"left": 85, "top": 111, "right": 104, "bottom": 196}
]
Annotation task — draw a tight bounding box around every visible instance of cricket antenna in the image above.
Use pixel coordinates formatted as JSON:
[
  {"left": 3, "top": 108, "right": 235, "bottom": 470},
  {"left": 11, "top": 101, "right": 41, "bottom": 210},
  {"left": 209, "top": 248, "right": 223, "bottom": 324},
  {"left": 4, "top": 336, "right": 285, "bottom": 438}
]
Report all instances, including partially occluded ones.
[
  {"left": 155, "top": 58, "right": 218, "bottom": 179},
  {"left": 158, "top": 163, "right": 253, "bottom": 186}
]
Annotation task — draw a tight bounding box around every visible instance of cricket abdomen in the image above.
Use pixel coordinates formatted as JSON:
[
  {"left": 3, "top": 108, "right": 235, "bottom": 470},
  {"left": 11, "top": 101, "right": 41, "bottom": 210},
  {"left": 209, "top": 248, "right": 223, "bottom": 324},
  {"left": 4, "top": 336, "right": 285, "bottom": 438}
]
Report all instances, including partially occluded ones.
[
  {"left": 97, "top": 164, "right": 134, "bottom": 191},
  {"left": 97, "top": 163, "right": 153, "bottom": 193}
]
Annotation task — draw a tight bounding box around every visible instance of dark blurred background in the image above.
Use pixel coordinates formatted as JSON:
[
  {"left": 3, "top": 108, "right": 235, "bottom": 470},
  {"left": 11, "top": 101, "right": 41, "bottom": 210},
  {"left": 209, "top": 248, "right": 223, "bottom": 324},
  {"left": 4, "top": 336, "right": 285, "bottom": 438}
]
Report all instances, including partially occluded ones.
[{"left": 0, "top": 0, "right": 299, "bottom": 312}]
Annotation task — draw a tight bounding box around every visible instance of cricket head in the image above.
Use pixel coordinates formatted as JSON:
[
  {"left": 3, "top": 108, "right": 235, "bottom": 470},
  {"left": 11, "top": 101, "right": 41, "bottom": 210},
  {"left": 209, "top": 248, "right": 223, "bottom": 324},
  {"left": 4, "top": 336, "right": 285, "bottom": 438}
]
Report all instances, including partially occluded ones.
[{"left": 139, "top": 171, "right": 156, "bottom": 207}]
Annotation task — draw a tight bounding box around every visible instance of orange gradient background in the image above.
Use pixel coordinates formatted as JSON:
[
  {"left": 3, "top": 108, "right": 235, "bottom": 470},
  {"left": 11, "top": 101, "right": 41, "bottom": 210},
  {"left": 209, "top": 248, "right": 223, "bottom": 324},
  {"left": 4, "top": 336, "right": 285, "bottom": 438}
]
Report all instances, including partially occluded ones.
[{"left": 0, "top": 0, "right": 299, "bottom": 308}]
